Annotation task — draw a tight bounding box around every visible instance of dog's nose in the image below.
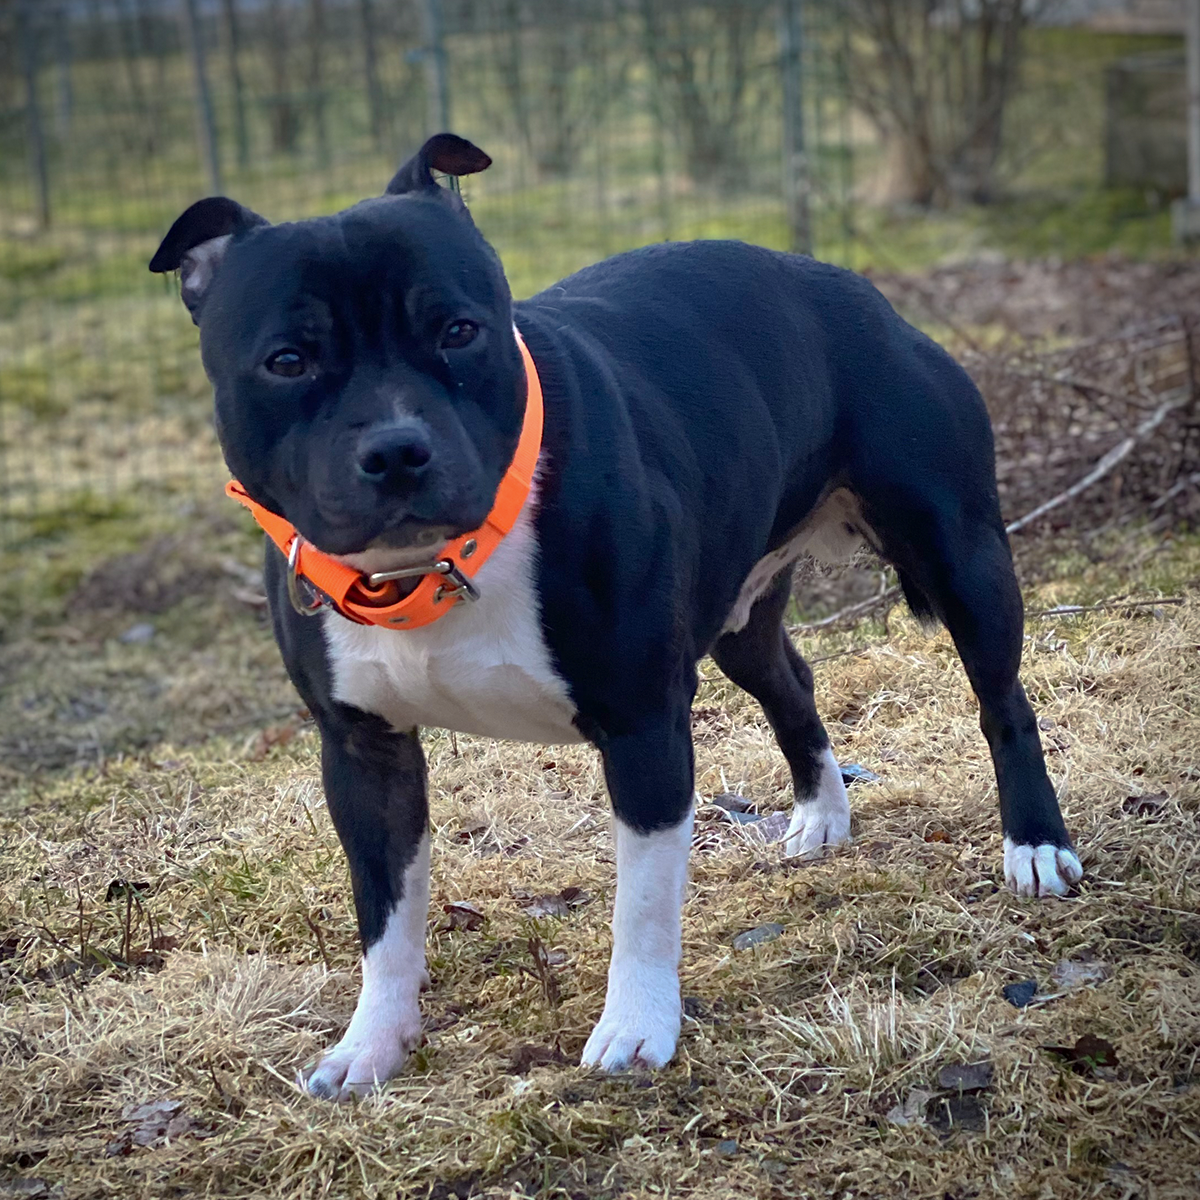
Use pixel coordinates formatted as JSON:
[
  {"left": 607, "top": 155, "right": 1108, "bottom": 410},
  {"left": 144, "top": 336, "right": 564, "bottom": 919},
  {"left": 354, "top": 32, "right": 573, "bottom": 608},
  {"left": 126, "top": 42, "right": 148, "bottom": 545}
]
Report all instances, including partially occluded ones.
[{"left": 356, "top": 423, "right": 433, "bottom": 489}]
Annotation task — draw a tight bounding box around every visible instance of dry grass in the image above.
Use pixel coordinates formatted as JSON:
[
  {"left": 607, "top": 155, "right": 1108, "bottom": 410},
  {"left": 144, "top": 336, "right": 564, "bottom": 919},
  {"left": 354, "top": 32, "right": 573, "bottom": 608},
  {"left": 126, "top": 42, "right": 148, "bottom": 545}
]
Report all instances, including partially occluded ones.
[{"left": 2, "top": 555, "right": 1198, "bottom": 1199}]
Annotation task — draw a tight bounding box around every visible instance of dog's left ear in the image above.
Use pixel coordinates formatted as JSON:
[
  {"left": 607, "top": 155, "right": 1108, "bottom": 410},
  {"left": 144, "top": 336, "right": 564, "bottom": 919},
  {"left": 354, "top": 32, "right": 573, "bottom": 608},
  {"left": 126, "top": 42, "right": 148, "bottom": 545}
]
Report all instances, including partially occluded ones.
[
  {"left": 385, "top": 133, "right": 492, "bottom": 198},
  {"left": 149, "top": 196, "right": 269, "bottom": 324}
]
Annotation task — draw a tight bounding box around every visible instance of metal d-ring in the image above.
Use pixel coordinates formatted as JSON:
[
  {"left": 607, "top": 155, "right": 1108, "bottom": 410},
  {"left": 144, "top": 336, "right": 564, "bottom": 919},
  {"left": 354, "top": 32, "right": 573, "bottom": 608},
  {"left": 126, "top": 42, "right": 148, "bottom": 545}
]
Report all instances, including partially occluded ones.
[{"left": 286, "top": 537, "right": 325, "bottom": 617}]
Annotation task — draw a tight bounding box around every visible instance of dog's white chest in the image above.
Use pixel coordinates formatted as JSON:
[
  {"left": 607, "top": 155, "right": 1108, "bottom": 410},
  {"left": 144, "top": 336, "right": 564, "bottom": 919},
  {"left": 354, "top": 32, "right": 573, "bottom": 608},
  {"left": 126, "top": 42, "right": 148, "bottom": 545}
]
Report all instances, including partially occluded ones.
[{"left": 324, "top": 507, "right": 582, "bottom": 744}]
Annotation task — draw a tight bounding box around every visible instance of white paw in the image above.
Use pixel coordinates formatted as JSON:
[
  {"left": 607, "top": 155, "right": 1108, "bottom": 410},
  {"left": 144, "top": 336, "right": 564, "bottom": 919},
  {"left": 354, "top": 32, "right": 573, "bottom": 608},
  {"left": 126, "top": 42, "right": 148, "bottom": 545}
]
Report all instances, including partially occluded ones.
[
  {"left": 1004, "top": 838, "right": 1083, "bottom": 898},
  {"left": 581, "top": 966, "right": 681, "bottom": 1072},
  {"left": 784, "top": 747, "right": 851, "bottom": 858},
  {"left": 299, "top": 1008, "right": 420, "bottom": 1101}
]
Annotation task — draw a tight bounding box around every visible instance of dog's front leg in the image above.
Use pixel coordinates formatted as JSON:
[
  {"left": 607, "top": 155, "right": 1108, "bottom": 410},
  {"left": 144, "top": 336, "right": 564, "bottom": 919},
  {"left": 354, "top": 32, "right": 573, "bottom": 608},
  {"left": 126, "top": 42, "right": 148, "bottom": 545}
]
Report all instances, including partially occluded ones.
[
  {"left": 582, "top": 712, "right": 695, "bottom": 1072},
  {"left": 300, "top": 710, "right": 430, "bottom": 1101}
]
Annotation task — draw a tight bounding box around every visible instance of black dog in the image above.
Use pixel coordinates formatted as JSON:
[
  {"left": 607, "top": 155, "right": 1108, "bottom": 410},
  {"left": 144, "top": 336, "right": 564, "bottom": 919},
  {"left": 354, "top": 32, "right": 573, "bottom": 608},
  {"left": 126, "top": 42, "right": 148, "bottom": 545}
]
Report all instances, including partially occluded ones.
[{"left": 150, "top": 134, "right": 1081, "bottom": 1100}]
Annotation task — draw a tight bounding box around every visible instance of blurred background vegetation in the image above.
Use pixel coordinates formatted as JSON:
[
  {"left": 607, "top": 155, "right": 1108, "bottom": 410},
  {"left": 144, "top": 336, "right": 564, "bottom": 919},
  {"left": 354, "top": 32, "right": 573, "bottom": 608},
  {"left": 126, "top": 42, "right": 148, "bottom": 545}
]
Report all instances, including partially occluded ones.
[{"left": 1, "top": 0, "right": 1197, "bottom": 777}]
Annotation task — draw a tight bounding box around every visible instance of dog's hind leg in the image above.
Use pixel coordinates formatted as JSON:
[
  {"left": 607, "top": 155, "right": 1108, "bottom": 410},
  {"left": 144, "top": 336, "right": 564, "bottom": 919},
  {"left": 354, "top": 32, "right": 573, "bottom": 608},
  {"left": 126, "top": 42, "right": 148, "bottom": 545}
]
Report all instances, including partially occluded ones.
[
  {"left": 874, "top": 506, "right": 1082, "bottom": 897},
  {"left": 711, "top": 571, "right": 850, "bottom": 858},
  {"left": 582, "top": 703, "right": 696, "bottom": 1072}
]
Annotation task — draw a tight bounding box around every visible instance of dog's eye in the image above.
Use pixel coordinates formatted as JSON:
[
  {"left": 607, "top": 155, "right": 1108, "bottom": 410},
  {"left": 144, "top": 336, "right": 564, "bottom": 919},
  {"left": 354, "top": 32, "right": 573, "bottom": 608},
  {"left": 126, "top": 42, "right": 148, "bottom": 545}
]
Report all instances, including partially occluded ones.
[
  {"left": 265, "top": 349, "right": 307, "bottom": 377},
  {"left": 440, "top": 321, "right": 478, "bottom": 350}
]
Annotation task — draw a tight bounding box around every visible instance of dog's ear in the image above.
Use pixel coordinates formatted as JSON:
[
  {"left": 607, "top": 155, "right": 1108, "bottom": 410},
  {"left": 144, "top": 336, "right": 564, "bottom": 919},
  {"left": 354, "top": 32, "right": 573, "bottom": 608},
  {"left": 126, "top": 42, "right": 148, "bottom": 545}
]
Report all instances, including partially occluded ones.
[
  {"left": 149, "top": 197, "right": 269, "bottom": 323},
  {"left": 385, "top": 133, "right": 492, "bottom": 198}
]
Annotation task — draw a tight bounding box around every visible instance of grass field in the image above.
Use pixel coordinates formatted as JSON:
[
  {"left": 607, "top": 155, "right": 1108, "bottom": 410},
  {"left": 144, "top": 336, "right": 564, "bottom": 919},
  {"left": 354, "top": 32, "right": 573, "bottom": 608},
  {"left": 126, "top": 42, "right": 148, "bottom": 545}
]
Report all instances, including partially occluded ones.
[
  {"left": 1, "top": 538, "right": 1198, "bottom": 1199},
  {"left": 2, "top": 17, "right": 1199, "bottom": 1198}
]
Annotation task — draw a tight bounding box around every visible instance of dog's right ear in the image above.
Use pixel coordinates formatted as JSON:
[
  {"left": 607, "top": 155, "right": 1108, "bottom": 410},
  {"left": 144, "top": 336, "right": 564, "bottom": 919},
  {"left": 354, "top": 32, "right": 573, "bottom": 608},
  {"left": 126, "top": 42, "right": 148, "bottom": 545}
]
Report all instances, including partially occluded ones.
[
  {"left": 149, "top": 197, "right": 268, "bottom": 323},
  {"left": 385, "top": 133, "right": 492, "bottom": 198}
]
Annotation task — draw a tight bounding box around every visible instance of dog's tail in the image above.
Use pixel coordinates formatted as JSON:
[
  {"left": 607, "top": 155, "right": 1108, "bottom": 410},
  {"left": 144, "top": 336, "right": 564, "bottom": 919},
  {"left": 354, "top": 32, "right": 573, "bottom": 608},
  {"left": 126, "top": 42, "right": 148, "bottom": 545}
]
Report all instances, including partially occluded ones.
[{"left": 895, "top": 568, "right": 941, "bottom": 629}]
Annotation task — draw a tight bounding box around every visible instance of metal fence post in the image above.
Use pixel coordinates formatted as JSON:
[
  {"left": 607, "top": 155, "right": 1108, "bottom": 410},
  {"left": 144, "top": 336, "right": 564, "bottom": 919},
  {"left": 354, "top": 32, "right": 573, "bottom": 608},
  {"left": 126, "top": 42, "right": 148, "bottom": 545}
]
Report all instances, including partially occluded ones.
[
  {"left": 779, "top": 0, "right": 811, "bottom": 255},
  {"left": 17, "top": 0, "right": 51, "bottom": 230},
  {"left": 183, "top": 0, "right": 223, "bottom": 195},
  {"left": 420, "top": 0, "right": 451, "bottom": 134}
]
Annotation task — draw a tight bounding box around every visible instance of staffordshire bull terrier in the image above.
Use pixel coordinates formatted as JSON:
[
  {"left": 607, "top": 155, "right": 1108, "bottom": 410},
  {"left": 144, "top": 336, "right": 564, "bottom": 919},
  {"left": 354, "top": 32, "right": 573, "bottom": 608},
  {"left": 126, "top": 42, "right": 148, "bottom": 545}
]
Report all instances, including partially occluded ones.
[{"left": 150, "top": 133, "right": 1082, "bottom": 1100}]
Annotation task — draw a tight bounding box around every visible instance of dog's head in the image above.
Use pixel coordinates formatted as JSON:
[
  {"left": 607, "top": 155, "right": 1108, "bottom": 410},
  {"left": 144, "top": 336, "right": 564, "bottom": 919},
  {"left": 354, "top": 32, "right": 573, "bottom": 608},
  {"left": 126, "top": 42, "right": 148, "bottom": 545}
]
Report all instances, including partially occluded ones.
[{"left": 150, "top": 134, "right": 525, "bottom": 565}]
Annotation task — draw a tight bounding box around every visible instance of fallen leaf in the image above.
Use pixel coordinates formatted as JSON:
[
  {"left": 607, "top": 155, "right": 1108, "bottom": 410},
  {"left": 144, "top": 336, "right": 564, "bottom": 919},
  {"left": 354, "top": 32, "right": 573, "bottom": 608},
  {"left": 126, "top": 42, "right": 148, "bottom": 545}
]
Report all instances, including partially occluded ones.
[
  {"left": 1122, "top": 792, "right": 1168, "bottom": 817},
  {"left": 442, "top": 902, "right": 485, "bottom": 932},
  {"left": 732, "top": 923, "right": 784, "bottom": 951},
  {"left": 712, "top": 793, "right": 754, "bottom": 814},
  {"left": 1051, "top": 957, "right": 1111, "bottom": 989},
  {"left": 523, "top": 894, "right": 569, "bottom": 919},
  {"left": 936, "top": 1061, "right": 994, "bottom": 1092},
  {"left": 720, "top": 809, "right": 765, "bottom": 825},
  {"left": 453, "top": 818, "right": 489, "bottom": 843},
  {"left": 521, "top": 887, "right": 592, "bottom": 919},
  {"left": 840, "top": 763, "right": 881, "bottom": 785},
  {"left": 885, "top": 1087, "right": 934, "bottom": 1126},
  {"left": 744, "top": 812, "right": 790, "bottom": 844},
  {"left": 116, "top": 1097, "right": 196, "bottom": 1150},
  {"left": 1003, "top": 979, "right": 1038, "bottom": 1008},
  {"left": 507, "top": 1043, "right": 567, "bottom": 1074},
  {"left": 1043, "top": 1033, "right": 1119, "bottom": 1073},
  {"left": 927, "top": 1092, "right": 986, "bottom": 1133},
  {"left": 0, "top": 1180, "right": 57, "bottom": 1198},
  {"left": 247, "top": 722, "right": 299, "bottom": 761},
  {"left": 924, "top": 829, "right": 952, "bottom": 844},
  {"left": 104, "top": 1132, "right": 133, "bottom": 1158}
]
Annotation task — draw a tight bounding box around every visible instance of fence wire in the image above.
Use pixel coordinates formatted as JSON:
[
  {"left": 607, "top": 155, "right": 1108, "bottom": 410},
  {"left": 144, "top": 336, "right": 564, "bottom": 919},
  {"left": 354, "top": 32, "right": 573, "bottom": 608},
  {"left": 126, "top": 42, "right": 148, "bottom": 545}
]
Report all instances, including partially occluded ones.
[
  {"left": 0, "top": 0, "right": 856, "bottom": 544},
  {"left": 0, "top": 2, "right": 1178, "bottom": 546}
]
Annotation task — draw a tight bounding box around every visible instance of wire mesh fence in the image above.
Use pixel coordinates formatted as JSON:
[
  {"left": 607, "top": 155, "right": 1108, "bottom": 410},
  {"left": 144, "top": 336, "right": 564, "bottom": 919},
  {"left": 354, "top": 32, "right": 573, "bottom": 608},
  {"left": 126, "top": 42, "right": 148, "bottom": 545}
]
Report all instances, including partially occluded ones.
[
  {"left": 0, "top": 0, "right": 859, "bottom": 546},
  {"left": 0, "top": 1, "right": 1186, "bottom": 548}
]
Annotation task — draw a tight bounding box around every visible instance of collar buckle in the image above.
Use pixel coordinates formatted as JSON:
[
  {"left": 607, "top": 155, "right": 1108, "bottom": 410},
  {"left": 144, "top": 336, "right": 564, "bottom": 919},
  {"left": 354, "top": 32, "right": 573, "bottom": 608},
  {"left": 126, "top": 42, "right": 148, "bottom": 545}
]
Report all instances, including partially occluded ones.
[{"left": 287, "top": 537, "right": 326, "bottom": 617}]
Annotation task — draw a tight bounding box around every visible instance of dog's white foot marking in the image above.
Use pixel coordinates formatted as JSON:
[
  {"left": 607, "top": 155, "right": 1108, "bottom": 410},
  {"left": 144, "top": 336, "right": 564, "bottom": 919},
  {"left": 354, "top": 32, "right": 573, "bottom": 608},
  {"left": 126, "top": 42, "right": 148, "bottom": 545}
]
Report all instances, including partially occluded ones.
[
  {"left": 301, "top": 834, "right": 430, "bottom": 1101},
  {"left": 1003, "top": 837, "right": 1083, "bottom": 898},
  {"left": 784, "top": 747, "right": 851, "bottom": 858},
  {"left": 582, "top": 811, "right": 692, "bottom": 1072}
]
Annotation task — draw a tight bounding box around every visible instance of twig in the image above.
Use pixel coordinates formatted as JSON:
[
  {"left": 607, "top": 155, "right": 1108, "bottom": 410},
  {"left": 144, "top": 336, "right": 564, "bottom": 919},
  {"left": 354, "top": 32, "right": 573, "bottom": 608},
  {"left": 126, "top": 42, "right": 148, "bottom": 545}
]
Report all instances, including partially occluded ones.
[
  {"left": 793, "top": 583, "right": 900, "bottom": 633},
  {"left": 808, "top": 645, "right": 872, "bottom": 666},
  {"left": 1005, "top": 394, "right": 1189, "bottom": 536},
  {"left": 1025, "top": 597, "right": 1184, "bottom": 618},
  {"left": 303, "top": 912, "right": 332, "bottom": 972}
]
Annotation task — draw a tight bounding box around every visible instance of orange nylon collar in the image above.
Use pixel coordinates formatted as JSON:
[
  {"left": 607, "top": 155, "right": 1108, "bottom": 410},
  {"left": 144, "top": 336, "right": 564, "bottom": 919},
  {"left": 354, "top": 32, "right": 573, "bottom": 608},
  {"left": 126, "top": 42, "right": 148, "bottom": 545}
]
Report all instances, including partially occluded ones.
[{"left": 226, "top": 330, "right": 543, "bottom": 630}]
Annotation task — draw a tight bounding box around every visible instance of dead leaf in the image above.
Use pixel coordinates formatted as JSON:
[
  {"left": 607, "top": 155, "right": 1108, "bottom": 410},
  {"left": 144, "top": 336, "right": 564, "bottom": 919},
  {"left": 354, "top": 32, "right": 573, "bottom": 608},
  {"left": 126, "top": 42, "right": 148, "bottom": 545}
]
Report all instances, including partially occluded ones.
[
  {"left": 1051, "top": 957, "right": 1111, "bottom": 989},
  {"left": 927, "top": 1092, "right": 986, "bottom": 1133},
  {"left": 885, "top": 1088, "right": 933, "bottom": 1126},
  {"left": 732, "top": 923, "right": 784, "bottom": 950},
  {"left": 523, "top": 894, "right": 569, "bottom": 919},
  {"left": 521, "top": 887, "right": 591, "bottom": 918},
  {"left": 453, "top": 817, "right": 489, "bottom": 843},
  {"left": 1043, "top": 1033, "right": 1119, "bottom": 1073},
  {"left": 1003, "top": 979, "right": 1038, "bottom": 1008},
  {"left": 743, "top": 812, "right": 789, "bottom": 844},
  {"left": 923, "top": 829, "right": 952, "bottom": 844},
  {"left": 507, "top": 1043, "right": 567, "bottom": 1074},
  {"left": 116, "top": 1097, "right": 197, "bottom": 1149},
  {"left": 936, "top": 1061, "right": 994, "bottom": 1092},
  {"left": 104, "top": 1132, "right": 133, "bottom": 1158},
  {"left": 247, "top": 722, "right": 299, "bottom": 761},
  {"left": 712, "top": 793, "right": 754, "bottom": 813},
  {"left": 1122, "top": 792, "right": 1168, "bottom": 817},
  {"left": 0, "top": 1180, "right": 58, "bottom": 1199},
  {"left": 442, "top": 902, "right": 485, "bottom": 932}
]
